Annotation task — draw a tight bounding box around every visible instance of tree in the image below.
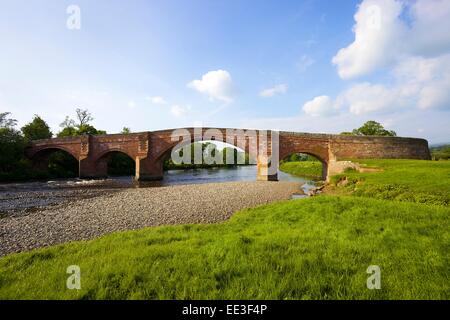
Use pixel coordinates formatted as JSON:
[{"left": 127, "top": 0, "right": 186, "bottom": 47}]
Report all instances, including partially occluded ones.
[
  {"left": 0, "top": 113, "right": 29, "bottom": 180},
  {"left": 21, "top": 115, "right": 52, "bottom": 141},
  {"left": 430, "top": 145, "right": 450, "bottom": 160},
  {"left": 75, "top": 108, "right": 93, "bottom": 126},
  {"left": 0, "top": 112, "right": 18, "bottom": 128},
  {"left": 121, "top": 127, "right": 131, "bottom": 134},
  {"left": 343, "top": 121, "right": 397, "bottom": 137},
  {"left": 58, "top": 108, "right": 106, "bottom": 137},
  {"left": 77, "top": 124, "right": 106, "bottom": 136}
]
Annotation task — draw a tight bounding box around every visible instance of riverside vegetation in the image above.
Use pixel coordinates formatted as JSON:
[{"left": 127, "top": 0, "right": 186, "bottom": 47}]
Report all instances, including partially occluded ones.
[{"left": 0, "top": 159, "right": 448, "bottom": 299}]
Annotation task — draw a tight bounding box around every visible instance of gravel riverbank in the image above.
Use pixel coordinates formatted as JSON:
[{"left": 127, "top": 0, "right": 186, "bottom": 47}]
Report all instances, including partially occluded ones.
[{"left": 0, "top": 181, "right": 301, "bottom": 256}]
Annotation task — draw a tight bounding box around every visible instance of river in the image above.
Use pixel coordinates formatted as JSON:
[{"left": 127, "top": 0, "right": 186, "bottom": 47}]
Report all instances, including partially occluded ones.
[{"left": 0, "top": 166, "right": 317, "bottom": 216}]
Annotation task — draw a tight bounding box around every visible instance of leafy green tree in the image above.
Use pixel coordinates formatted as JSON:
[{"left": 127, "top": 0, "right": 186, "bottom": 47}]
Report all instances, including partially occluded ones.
[
  {"left": 0, "top": 112, "right": 18, "bottom": 128},
  {"left": 0, "top": 113, "right": 30, "bottom": 180},
  {"left": 430, "top": 145, "right": 450, "bottom": 160},
  {"left": 77, "top": 124, "right": 106, "bottom": 135},
  {"left": 58, "top": 108, "right": 106, "bottom": 137},
  {"left": 121, "top": 127, "right": 131, "bottom": 134},
  {"left": 57, "top": 126, "right": 78, "bottom": 137},
  {"left": 21, "top": 115, "right": 52, "bottom": 141},
  {"left": 342, "top": 121, "right": 397, "bottom": 137}
]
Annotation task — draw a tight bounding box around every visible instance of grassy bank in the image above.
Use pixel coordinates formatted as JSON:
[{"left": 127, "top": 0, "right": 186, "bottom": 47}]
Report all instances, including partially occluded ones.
[
  {"left": 0, "top": 196, "right": 448, "bottom": 299},
  {"left": 329, "top": 159, "right": 450, "bottom": 206},
  {"left": 0, "top": 159, "right": 449, "bottom": 299},
  {"left": 279, "top": 161, "right": 322, "bottom": 179}
]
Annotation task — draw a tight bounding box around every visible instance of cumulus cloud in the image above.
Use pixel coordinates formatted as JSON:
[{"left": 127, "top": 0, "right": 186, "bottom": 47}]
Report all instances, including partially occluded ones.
[
  {"left": 339, "top": 83, "right": 405, "bottom": 115},
  {"left": 332, "top": 0, "right": 406, "bottom": 79},
  {"left": 146, "top": 96, "right": 167, "bottom": 105},
  {"left": 305, "top": 0, "right": 450, "bottom": 116},
  {"left": 187, "top": 70, "right": 235, "bottom": 103},
  {"left": 259, "top": 84, "right": 288, "bottom": 97},
  {"left": 332, "top": 0, "right": 450, "bottom": 80},
  {"left": 395, "top": 54, "right": 450, "bottom": 110},
  {"left": 409, "top": 0, "right": 450, "bottom": 56},
  {"left": 302, "top": 96, "right": 339, "bottom": 117},
  {"left": 304, "top": 54, "right": 450, "bottom": 116}
]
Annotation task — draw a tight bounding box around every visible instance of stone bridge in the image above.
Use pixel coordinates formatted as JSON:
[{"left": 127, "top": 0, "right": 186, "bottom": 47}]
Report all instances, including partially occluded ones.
[{"left": 26, "top": 128, "right": 431, "bottom": 181}]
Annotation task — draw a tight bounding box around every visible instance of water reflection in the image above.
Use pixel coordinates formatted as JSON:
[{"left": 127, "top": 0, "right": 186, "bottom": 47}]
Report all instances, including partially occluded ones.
[{"left": 0, "top": 165, "right": 318, "bottom": 192}]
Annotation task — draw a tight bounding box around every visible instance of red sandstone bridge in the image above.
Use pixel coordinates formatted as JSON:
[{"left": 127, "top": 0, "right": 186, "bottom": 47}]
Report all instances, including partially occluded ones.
[{"left": 26, "top": 128, "right": 431, "bottom": 181}]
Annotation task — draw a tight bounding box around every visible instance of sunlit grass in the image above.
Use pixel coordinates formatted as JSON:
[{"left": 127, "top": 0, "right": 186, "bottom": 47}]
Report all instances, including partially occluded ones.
[
  {"left": 0, "top": 195, "right": 448, "bottom": 299},
  {"left": 279, "top": 161, "right": 322, "bottom": 179},
  {"left": 0, "top": 159, "right": 449, "bottom": 300},
  {"left": 329, "top": 159, "right": 450, "bottom": 206}
]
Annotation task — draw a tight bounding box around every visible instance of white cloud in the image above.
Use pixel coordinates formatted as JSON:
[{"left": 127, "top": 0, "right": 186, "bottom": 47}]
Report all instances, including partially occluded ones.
[
  {"left": 332, "top": 0, "right": 406, "bottom": 79},
  {"left": 307, "top": 0, "right": 450, "bottom": 116},
  {"left": 296, "top": 55, "right": 315, "bottom": 72},
  {"left": 187, "top": 70, "right": 234, "bottom": 103},
  {"left": 146, "top": 96, "right": 167, "bottom": 105},
  {"left": 170, "top": 104, "right": 190, "bottom": 117},
  {"left": 302, "top": 95, "right": 339, "bottom": 117},
  {"left": 259, "top": 84, "right": 288, "bottom": 97},
  {"left": 304, "top": 54, "right": 450, "bottom": 115},
  {"left": 339, "top": 83, "right": 404, "bottom": 115},
  {"left": 410, "top": 0, "right": 450, "bottom": 56},
  {"left": 332, "top": 0, "right": 450, "bottom": 80},
  {"left": 394, "top": 55, "right": 450, "bottom": 110}
]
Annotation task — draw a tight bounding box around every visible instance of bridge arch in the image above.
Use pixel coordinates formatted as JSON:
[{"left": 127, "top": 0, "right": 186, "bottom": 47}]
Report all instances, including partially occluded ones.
[
  {"left": 154, "top": 130, "right": 252, "bottom": 163},
  {"left": 93, "top": 148, "right": 136, "bottom": 164},
  {"left": 92, "top": 149, "right": 136, "bottom": 178},
  {"left": 28, "top": 147, "right": 79, "bottom": 178},
  {"left": 280, "top": 151, "right": 328, "bottom": 180},
  {"left": 157, "top": 139, "right": 247, "bottom": 165},
  {"left": 28, "top": 146, "right": 79, "bottom": 161}
]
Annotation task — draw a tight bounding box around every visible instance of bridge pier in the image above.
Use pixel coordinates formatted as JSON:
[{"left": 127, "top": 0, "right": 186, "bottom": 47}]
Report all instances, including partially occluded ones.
[
  {"left": 79, "top": 158, "right": 107, "bottom": 179},
  {"left": 256, "top": 156, "right": 278, "bottom": 181},
  {"left": 135, "top": 157, "right": 164, "bottom": 181}
]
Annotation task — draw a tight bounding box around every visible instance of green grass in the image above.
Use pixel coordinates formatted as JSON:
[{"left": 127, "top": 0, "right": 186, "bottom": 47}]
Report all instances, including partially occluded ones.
[
  {"left": 0, "top": 159, "right": 449, "bottom": 299},
  {"left": 280, "top": 161, "right": 322, "bottom": 179},
  {"left": 330, "top": 159, "right": 450, "bottom": 206},
  {"left": 0, "top": 196, "right": 449, "bottom": 300}
]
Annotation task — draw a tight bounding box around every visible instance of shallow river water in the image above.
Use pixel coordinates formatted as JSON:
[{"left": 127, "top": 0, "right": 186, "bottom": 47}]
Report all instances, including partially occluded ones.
[{"left": 0, "top": 166, "right": 317, "bottom": 216}]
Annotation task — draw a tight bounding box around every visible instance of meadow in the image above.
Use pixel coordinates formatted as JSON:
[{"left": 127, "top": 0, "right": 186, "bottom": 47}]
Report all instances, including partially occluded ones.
[
  {"left": 0, "top": 159, "right": 449, "bottom": 299},
  {"left": 279, "top": 161, "right": 322, "bottom": 179}
]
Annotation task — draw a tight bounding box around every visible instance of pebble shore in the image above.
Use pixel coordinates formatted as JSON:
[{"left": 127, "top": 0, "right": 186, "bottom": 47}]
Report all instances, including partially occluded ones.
[{"left": 0, "top": 181, "right": 300, "bottom": 256}]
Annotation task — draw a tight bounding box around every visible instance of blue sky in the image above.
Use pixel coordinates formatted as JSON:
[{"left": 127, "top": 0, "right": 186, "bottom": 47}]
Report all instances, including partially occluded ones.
[{"left": 1, "top": 0, "right": 449, "bottom": 144}]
